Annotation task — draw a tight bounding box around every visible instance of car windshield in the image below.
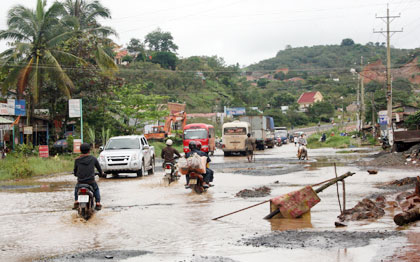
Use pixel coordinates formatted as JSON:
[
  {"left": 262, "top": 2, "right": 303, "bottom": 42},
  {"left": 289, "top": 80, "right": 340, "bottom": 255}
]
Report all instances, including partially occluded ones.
[
  {"left": 105, "top": 138, "right": 140, "bottom": 150},
  {"left": 224, "top": 127, "right": 247, "bottom": 135},
  {"left": 184, "top": 129, "right": 208, "bottom": 139},
  {"left": 275, "top": 131, "right": 288, "bottom": 137}
]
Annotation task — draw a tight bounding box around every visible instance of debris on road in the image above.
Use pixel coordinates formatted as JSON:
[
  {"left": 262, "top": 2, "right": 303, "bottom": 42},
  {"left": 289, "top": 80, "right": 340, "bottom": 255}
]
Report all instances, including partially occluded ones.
[
  {"left": 235, "top": 186, "right": 271, "bottom": 198},
  {"left": 367, "top": 169, "right": 378, "bottom": 175},
  {"left": 337, "top": 197, "right": 385, "bottom": 221},
  {"left": 394, "top": 176, "right": 420, "bottom": 226}
]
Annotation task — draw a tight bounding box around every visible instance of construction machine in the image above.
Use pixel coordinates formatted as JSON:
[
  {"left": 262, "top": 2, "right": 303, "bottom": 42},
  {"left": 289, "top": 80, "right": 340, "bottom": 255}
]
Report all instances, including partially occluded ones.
[{"left": 145, "top": 111, "right": 187, "bottom": 141}]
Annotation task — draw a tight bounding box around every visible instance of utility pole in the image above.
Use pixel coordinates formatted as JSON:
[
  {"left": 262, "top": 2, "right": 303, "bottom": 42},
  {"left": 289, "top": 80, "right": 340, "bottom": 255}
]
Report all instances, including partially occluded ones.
[
  {"left": 356, "top": 79, "right": 360, "bottom": 132},
  {"left": 360, "top": 56, "right": 365, "bottom": 130},
  {"left": 374, "top": 5, "right": 402, "bottom": 143}
]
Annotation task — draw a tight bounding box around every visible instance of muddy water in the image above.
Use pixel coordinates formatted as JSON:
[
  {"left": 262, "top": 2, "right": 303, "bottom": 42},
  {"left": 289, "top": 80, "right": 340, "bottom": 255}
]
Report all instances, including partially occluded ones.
[{"left": 0, "top": 144, "right": 414, "bottom": 261}]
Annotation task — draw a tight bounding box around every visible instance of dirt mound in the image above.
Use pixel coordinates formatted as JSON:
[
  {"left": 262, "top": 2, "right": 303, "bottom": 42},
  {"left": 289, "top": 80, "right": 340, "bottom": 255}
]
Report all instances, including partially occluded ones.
[
  {"left": 338, "top": 197, "right": 385, "bottom": 221},
  {"left": 363, "top": 152, "right": 406, "bottom": 167},
  {"left": 387, "top": 177, "right": 417, "bottom": 187},
  {"left": 235, "top": 186, "right": 271, "bottom": 198}
]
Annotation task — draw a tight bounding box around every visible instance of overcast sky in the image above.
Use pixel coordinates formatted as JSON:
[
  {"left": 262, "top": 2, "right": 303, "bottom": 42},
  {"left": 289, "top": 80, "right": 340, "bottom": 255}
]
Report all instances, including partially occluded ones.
[{"left": 1, "top": 0, "right": 420, "bottom": 67}]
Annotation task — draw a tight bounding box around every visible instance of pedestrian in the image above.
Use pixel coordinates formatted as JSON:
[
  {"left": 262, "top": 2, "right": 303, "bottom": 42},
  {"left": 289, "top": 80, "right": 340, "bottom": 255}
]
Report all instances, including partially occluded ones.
[
  {"left": 245, "top": 133, "right": 256, "bottom": 163},
  {"left": 73, "top": 143, "right": 104, "bottom": 210}
]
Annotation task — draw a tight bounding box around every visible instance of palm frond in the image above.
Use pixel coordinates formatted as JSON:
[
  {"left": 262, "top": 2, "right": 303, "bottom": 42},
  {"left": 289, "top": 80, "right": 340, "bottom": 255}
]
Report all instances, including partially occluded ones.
[
  {"left": 17, "top": 57, "right": 34, "bottom": 95},
  {"left": 43, "top": 50, "right": 74, "bottom": 98},
  {"left": 2, "top": 66, "right": 23, "bottom": 95},
  {"left": 32, "top": 56, "right": 40, "bottom": 103},
  {"left": 95, "top": 44, "right": 118, "bottom": 76},
  {"left": 0, "top": 30, "right": 31, "bottom": 42}
]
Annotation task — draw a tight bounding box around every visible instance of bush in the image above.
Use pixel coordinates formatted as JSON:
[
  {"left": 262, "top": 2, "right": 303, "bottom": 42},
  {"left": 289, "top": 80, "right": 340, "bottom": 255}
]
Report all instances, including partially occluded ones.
[
  {"left": 15, "top": 143, "right": 34, "bottom": 156},
  {"left": 9, "top": 158, "right": 34, "bottom": 178}
]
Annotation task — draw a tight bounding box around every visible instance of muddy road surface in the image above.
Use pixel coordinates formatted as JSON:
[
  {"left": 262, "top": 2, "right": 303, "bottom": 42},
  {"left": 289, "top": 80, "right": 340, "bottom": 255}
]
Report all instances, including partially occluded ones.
[{"left": 0, "top": 144, "right": 417, "bottom": 261}]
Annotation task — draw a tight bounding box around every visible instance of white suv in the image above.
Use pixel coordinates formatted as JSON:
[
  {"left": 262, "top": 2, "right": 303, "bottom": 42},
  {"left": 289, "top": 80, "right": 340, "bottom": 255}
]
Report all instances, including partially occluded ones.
[{"left": 99, "top": 135, "right": 155, "bottom": 177}]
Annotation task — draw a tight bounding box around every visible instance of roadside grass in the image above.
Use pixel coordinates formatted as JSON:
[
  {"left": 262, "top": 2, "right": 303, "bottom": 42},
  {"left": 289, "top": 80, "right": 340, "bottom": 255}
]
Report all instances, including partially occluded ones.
[
  {"left": 0, "top": 155, "right": 74, "bottom": 181},
  {"left": 308, "top": 128, "right": 377, "bottom": 149}
]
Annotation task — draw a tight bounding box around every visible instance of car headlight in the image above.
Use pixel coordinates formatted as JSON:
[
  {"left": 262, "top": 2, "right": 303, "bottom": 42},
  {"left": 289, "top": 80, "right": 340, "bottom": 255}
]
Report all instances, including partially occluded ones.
[
  {"left": 99, "top": 155, "right": 105, "bottom": 162},
  {"left": 131, "top": 154, "right": 138, "bottom": 161}
]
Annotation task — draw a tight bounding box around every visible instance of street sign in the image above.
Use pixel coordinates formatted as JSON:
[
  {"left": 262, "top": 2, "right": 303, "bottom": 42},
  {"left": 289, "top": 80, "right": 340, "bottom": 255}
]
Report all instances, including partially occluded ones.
[
  {"left": 378, "top": 110, "right": 388, "bottom": 126},
  {"left": 69, "top": 99, "right": 81, "bottom": 118},
  {"left": 24, "top": 126, "right": 33, "bottom": 135},
  {"left": 39, "top": 145, "right": 49, "bottom": 158},
  {"left": 73, "top": 139, "right": 82, "bottom": 153},
  {"left": 15, "top": 100, "right": 26, "bottom": 116}
]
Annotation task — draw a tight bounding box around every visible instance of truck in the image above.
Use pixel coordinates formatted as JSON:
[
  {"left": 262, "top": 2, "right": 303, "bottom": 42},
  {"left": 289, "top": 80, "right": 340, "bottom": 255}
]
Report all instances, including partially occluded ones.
[
  {"left": 98, "top": 135, "right": 155, "bottom": 178},
  {"left": 238, "top": 115, "right": 275, "bottom": 150}
]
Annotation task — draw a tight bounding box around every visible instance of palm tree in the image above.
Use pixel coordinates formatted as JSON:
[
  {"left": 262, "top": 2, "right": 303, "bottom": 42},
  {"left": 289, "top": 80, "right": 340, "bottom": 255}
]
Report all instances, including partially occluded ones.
[
  {"left": 0, "top": 0, "right": 75, "bottom": 104},
  {"left": 62, "top": 0, "right": 116, "bottom": 37}
]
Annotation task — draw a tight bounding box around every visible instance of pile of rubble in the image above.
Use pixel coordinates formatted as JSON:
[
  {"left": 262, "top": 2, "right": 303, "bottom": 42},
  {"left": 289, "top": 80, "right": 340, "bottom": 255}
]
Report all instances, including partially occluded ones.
[
  {"left": 235, "top": 186, "right": 271, "bottom": 198},
  {"left": 337, "top": 197, "right": 386, "bottom": 221},
  {"left": 403, "top": 144, "right": 420, "bottom": 166}
]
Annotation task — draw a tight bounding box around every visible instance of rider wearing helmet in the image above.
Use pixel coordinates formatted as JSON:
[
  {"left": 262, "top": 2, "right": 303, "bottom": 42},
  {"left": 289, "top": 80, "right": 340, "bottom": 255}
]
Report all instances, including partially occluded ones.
[
  {"left": 161, "top": 139, "right": 181, "bottom": 168},
  {"left": 185, "top": 141, "right": 213, "bottom": 188},
  {"left": 73, "top": 143, "right": 104, "bottom": 210}
]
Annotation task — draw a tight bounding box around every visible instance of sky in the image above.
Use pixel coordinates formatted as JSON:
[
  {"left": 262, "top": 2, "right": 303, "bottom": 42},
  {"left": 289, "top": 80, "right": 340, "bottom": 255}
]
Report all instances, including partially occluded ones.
[{"left": 1, "top": 0, "right": 420, "bottom": 67}]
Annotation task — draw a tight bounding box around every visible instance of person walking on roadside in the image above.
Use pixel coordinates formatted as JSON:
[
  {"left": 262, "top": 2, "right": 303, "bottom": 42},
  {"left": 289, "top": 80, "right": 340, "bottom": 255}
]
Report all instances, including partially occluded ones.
[{"left": 245, "top": 133, "right": 256, "bottom": 163}]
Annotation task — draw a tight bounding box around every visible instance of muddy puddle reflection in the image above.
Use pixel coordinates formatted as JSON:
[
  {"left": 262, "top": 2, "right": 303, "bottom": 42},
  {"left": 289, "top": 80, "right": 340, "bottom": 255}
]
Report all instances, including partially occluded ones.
[{"left": 0, "top": 144, "right": 414, "bottom": 261}]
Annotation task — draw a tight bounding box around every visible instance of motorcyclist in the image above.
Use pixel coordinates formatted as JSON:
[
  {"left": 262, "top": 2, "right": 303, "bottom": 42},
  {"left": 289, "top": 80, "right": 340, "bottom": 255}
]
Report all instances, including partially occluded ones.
[
  {"left": 161, "top": 139, "right": 181, "bottom": 173},
  {"left": 297, "top": 134, "right": 308, "bottom": 160},
  {"left": 196, "top": 141, "right": 214, "bottom": 184},
  {"left": 73, "top": 143, "right": 103, "bottom": 210},
  {"left": 185, "top": 141, "right": 212, "bottom": 188}
]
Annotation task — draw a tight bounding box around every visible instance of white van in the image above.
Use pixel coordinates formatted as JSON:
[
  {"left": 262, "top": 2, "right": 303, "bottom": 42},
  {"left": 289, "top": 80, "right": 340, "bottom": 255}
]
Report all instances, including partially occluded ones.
[{"left": 222, "top": 121, "right": 251, "bottom": 156}]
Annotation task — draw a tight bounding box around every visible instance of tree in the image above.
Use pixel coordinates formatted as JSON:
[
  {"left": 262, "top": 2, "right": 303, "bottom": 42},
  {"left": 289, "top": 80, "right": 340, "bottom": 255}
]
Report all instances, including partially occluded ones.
[
  {"left": 62, "top": 0, "right": 115, "bottom": 37},
  {"left": 145, "top": 28, "right": 178, "bottom": 53},
  {"left": 106, "top": 84, "right": 169, "bottom": 134},
  {"left": 0, "top": 0, "right": 74, "bottom": 105},
  {"left": 341, "top": 38, "right": 355, "bottom": 46},
  {"left": 150, "top": 51, "right": 178, "bottom": 70}
]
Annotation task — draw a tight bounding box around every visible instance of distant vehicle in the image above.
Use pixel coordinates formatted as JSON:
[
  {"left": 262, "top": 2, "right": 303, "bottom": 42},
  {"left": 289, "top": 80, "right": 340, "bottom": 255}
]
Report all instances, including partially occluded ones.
[
  {"left": 222, "top": 121, "right": 251, "bottom": 156},
  {"left": 98, "top": 135, "right": 155, "bottom": 177},
  {"left": 53, "top": 139, "right": 68, "bottom": 153},
  {"left": 183, "top": 123, "right": 215, "bottom": 155},
  {"left": 274, "top": 127, "right": 289, "bottom": 144},
  {"left": 238, "top": 115, "right": 275, "bottom": 150},
  {"left": 144, "top": 111, "right": 187, "bottom": 141}
]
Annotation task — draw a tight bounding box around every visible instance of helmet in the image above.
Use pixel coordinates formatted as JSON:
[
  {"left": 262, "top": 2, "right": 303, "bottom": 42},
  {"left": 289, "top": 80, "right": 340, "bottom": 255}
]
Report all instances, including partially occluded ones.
[
  {"left": 80, "top": 143, "right": 91, "bottom": 154},
  {"left": 196, "top": 141, "right": 202, "bottom": 150},
  {"left": 166, "top": 139, "right": 173, "bottom": 146},
  {"left": 188, "top": 141, "right": 196, "bottom": 150}
]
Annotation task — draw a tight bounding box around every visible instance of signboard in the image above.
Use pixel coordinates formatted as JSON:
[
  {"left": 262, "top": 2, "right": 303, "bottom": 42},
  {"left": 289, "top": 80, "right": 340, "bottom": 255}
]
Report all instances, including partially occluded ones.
[
  {"left": 39, "top": 145, "right": 49, "bottom": 158},
  {"left": 378, "top": 110, "right": 388, "bottom": 126},
  {"left": 24, "top": 126, "right": 33, "bottom": 135},
  {"left": 69, "top": 99, "right": 81, "bottom": 118},
  {"left": 73, "top": 139, "right": 82, "bottom": 153},
  {"left": 34, "top": 109, "right": 50, "bottom": 117},
  {"left": 15, "top": 100, "right": 26, "bottom": 116},
  {"left": 0, "top": 103, "right": 8, "bottom": 115},
  {"left": 225, "top": 107, "right": 246, "bottom": 116}
]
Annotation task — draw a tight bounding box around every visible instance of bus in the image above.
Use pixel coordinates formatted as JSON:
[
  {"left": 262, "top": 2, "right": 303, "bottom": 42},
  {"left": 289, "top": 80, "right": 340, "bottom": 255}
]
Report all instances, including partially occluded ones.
[
  {"left": 183, "top": 123, "right": 215, "bottom": 155},
  {"left": 222, "top": 121, "right": 251, "bottom": 156}
]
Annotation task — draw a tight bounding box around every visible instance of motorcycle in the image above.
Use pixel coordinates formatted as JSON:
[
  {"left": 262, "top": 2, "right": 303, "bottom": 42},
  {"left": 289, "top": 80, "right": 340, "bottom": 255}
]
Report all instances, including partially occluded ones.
[
  {"left": 381, "top": 136, "right": 390, "bottom": 150},
  {"left": 163, "top": 157, "right": 179, "bottom": 184},
  {"left": 297, "top": 145, "right": 308, "bottom": 160},
  {"left": 187, "top": 171, "right": 206, "bottom": 194},
  {"left": 76, "top": 184, "right": 95, "bottom": 220}
]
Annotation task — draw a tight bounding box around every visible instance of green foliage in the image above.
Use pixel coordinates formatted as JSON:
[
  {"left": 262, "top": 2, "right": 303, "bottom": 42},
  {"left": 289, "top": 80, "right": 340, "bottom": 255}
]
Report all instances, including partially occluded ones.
[
  {"left": 9, "top": 158, "right": 34, "bottom": 178},
  {"left": 145, "top": 28, "right": 178, "bottom": 52},
  {"left": 307, "top": 101, "right": 335, "bottom": 122},
  {"left": 404, "top": 111, "right": 420, "bottom": 130},
  {"left": 15, "top": 143, "right": 34, "bottom": 156},
  {"left": 150, "top": 51, "right": 177, "bottom": 70},
  {"left": 101, "top": 127, "right": 111, "bottom": 146},
  {"left": 106, "top": 84, "right": 169, "bottom": 134},
  {"left": 341, "top": 38, "right": 355, "bottom": 46},
  {"left": 66, "top": 135, "right": 74, "bottom": 153}
]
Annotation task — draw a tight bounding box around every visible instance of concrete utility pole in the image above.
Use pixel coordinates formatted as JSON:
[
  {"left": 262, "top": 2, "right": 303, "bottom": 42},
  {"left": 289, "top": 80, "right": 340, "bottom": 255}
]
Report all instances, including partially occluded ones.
[
  {"left": 357, "top": 79, "right": 360, "bottom": 132},
  {"left": 374, "top": 5, "right": 402, "bottom": 143},
  {"left": 360, "top": 56, "right": 365, "bottom": 129}
]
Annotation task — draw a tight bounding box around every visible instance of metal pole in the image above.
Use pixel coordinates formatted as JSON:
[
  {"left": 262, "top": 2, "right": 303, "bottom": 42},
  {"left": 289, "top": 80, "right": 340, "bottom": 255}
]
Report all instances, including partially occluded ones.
[
  {"left": 80, "top": 99, "right": 83, "bottom": 143},
  {"left": 12, "top": 126, "right": 15, "bottom": 150},
  {"left": 386, "top": 7, "right": 392, "bottom": 142},
  {"left": 360, "top": 56, "right": 365, "bottom": 129}
]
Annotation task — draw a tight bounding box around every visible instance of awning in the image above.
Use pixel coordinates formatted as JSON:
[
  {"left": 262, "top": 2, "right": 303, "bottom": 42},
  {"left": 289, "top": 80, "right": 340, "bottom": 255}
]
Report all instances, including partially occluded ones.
[{"left": 0, "top": 116, "right": 13, "bottom": 125}]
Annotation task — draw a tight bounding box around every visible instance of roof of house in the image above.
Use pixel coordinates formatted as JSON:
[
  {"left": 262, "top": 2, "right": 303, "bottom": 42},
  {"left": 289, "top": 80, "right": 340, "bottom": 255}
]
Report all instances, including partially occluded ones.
[{"left": 297, "top": 91, "right": 319, "bottom": 104}]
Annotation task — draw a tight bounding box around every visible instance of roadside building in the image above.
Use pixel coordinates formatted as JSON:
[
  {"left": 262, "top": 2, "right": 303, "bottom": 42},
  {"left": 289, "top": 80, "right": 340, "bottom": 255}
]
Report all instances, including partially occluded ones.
[{"left": 297, "top": 91, "right": 323, "bottom": 111}]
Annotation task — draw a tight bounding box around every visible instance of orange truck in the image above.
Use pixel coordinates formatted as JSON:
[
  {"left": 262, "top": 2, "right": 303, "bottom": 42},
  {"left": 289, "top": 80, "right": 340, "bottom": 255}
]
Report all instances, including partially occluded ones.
[{"left": 144, "top": 111, "right": 187, "bottom": 141}]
